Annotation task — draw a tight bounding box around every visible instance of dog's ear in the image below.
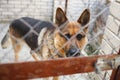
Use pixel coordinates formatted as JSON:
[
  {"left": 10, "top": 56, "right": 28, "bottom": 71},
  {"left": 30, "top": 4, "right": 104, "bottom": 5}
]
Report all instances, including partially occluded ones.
[
  {"left": 77, "top": 9, "right": 90, "bottom": 26},
  {"left": 55, "top": 7, "right": 68, "bottom": 26}
]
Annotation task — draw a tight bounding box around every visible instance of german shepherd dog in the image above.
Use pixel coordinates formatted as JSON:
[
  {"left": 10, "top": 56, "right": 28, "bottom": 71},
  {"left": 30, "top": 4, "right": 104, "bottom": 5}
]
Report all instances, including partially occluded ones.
[{"left": 1, "top": 7, "right": 90, "bottom": 79}]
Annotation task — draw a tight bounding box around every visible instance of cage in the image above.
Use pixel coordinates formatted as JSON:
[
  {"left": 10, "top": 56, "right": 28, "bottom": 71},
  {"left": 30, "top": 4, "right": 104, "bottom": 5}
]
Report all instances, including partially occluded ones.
[{"left": 0, "top": 0, "right": 120, "bottom": 80}]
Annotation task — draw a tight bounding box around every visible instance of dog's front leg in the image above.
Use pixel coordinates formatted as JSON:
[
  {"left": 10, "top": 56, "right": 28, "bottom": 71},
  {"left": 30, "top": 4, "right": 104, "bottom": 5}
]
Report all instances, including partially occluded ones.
[
  {"left": 30, "top": 50, "right": 40, "bottom": 61},
  {"left": 53, "top": 76, "right": 59, "bottom": 80}
]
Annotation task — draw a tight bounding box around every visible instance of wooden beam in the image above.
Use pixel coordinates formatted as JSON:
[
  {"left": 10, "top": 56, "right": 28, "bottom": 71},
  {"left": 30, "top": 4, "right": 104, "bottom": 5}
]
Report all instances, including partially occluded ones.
[{"left": 0, "top": 54, "right": 119, "bottom": 80}]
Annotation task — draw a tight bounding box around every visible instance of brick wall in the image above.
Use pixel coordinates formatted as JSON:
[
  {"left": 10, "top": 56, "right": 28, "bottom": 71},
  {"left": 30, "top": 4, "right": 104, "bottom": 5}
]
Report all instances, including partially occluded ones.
[
  {"left": 101, "top": 1, "right": 120, "bottom": 54},
  {"left": 0, "top": 0, "right": 54, "bottom": 22}
]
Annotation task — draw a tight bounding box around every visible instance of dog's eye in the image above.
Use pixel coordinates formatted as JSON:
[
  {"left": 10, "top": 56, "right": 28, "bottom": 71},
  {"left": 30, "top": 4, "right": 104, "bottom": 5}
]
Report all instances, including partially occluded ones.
[
  {"left": 65, "top": 33, "right": 71, "bottom": 39},
  {"left": 76, "top": 34, "right": 85, "bottom": 40}
]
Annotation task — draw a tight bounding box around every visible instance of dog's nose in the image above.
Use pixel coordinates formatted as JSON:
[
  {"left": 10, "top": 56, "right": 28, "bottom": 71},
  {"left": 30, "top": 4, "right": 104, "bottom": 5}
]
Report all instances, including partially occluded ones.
[{"left": 67, "top": 48, "right": 80, "bottom": 57}]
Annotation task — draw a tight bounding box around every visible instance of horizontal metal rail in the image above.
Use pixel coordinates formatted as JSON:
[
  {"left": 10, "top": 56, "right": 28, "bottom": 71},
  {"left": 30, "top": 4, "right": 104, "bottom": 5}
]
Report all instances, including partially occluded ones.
[{"left": 0, "top": 54, "right": 120, "bottom": 80}]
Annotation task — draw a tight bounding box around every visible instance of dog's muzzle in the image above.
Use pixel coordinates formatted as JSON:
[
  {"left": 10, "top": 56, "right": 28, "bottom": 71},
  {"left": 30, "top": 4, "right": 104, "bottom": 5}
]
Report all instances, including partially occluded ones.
[{"left": 66, "top": 48, "right": 81, "bottom": 57}]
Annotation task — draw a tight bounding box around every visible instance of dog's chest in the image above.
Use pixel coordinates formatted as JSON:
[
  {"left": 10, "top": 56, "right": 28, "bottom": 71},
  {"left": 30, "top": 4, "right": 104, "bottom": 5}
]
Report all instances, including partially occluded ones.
[{"left": 38, "top": 31, "right": 56, "bottom": 59}]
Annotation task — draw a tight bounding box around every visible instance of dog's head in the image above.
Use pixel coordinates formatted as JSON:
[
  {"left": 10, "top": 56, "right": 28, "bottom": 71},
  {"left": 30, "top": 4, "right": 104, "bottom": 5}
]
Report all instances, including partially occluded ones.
[{"left": 54, "top": 7, "right": 90, "bottom": 57}]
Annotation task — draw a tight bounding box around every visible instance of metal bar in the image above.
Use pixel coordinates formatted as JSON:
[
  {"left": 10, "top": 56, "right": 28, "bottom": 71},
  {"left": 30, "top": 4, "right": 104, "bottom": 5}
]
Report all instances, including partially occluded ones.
[
  {"left": 65, "top": 0, "right": 68, "bottom": 15},
  {"left": 0, "top": 54, "right": 119, "bottom": 80},
  {"left": 114, "top": 66, "right": 120, "bottom": 80},
  {"left": 110, "top": 49, "right": 120, "bottom": 80}
]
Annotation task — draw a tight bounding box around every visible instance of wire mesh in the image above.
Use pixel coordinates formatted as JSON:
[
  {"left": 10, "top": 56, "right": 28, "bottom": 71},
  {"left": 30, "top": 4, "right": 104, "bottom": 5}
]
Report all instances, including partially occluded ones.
[{"left": 0, "top": 0, "right": 120, "bottom": 80}]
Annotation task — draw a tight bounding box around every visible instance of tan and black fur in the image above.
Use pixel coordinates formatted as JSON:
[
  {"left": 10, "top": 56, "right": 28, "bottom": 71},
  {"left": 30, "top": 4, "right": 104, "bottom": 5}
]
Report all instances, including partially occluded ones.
[
  {"left": 1, "top": 7, "right": 90, "bottom": 60},
  {"left": 1, "top": 7, "right": 90, "bottom": 61},
  {"left": 1, "top": 17, "right": 56, "bottom": 61},
  {"left": 1, "top": 7, "right": 90, "bottom": 80},
  {"left": 54, "top": 8, "right": 90, "bottom": 57}
]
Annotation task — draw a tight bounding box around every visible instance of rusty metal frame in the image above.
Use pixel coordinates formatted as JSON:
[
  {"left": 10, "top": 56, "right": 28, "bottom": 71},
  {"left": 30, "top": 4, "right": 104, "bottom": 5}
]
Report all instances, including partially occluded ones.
[
  {"left": 0, "top": 54, "right": 119, "bottom": 80},
  {"left": 110, "top": 49, "right": 120, "bottom": 80},
  {"left": 65, "top": 0, "right": 68, "bottom": 15}
]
